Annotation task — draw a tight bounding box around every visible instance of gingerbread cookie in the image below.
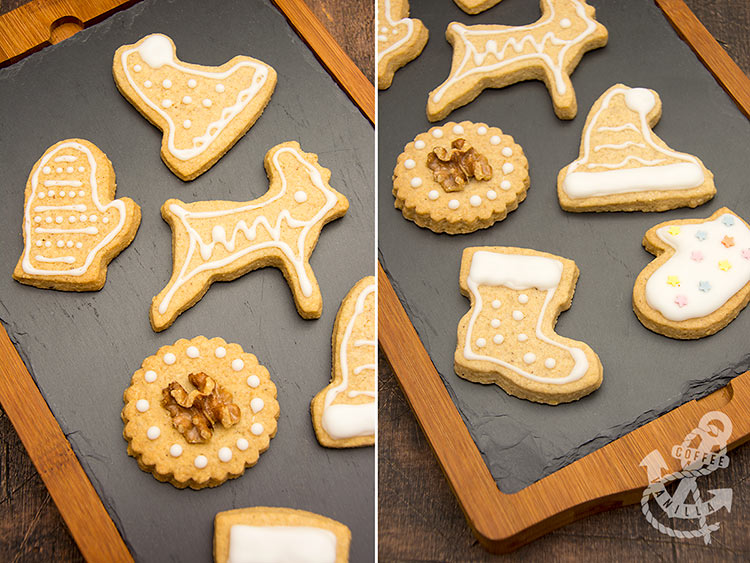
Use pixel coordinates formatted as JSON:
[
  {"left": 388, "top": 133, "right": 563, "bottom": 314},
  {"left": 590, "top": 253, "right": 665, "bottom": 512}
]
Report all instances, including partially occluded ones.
[
  {"left": 393, "top": 121, "right": 529, "bottom": 234},
  {"left": 311, "top": 276, "right": 376, "bottom": 448},
  {"left": 558, "top": 85, "right": 716, "bottom": 212},
  {"left": 427, "top": 0, "right": 608, "bottom": 121},
  {"left": 377, "top": 0, "right": 429, "bottom": 89},
  {"left": 122, "top": 336, "right": 279, "bottom": 489},
  {"left": 214, "top": 507, "right": 351, "bottom": 563},
  {"left": 13, "top": 139, "right": 141, "bottom": 291},
  {"left": 633, "top": 208, "right": 750, "bottom": 339},
  {"left": 150, "top": 141, "right": 349, "bottom": 332},
  {"left": 455, "top": 247, "right": 603, "bottom": 404},
  {"left": 113, "top": 33, "right": 276, "bottom": 181},
  {"left": 454, "top": 0, "right": 503, "bottom": 15}
]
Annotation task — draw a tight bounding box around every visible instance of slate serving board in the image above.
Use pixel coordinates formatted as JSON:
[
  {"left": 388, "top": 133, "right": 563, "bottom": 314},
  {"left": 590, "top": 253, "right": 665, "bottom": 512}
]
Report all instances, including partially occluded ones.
[
  {"left": 0, "top": 0, "right": 374, "bottom": 561},
  {"left": 378, "top": 0, "right": 750, "bottom": 494}
]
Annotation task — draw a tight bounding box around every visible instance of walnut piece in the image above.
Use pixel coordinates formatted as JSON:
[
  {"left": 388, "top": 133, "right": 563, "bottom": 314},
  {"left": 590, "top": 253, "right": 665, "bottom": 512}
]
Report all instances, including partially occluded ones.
[
  {"left": 162, "top": 372, "right": 241, "bottom": 444},
  {"left": 426, "top": 138, "right": 493, "bottom": 192}
]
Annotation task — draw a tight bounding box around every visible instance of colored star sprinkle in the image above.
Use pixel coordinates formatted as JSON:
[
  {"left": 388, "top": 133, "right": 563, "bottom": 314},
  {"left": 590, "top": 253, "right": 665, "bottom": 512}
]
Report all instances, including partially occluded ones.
[
  {"left": 722, "top": 236, "right": 735, "bottom": 248},
  {"left": 698, "top": 280, "right": 711, "bottom": 293},
  {"left": 695, "top": 230, "right": 708, "bottom": 241},
  {"left": 675, "top": 294, "right": 688, "bottom": 308},
  {"left": 719, "top": 259, "right": 732, "bottom": 271},
  {"left": 690, "top": 250, "right": 704, "bottom": 263},
  {"left": 743, "top": 248, "right": 750, "bottom": 260},
  {"left": 667, "top": 275, "right": 680, "bottom": 287},
  {"left": 668, "top": 225, "right": 681, "bottom": 236},
  {"left": 722, "top": 215, "right": 735, "bottom": 227}
]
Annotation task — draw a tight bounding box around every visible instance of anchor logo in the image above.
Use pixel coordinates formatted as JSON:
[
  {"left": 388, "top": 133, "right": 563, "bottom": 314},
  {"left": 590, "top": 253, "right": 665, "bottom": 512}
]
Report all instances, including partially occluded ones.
[{"left": 639, "top": 411, "right": 733, "bottom": 544}]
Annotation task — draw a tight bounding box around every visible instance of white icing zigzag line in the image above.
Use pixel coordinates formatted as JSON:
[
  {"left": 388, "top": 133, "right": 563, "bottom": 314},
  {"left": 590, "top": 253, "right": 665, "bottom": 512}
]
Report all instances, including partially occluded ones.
[
  {"left": 432, "top": 0, "right": 597, "bottom": 103},
  {"left": 593, "top": 141, "right": 646, "bottom": 152},
  {"left": 586, "top": 156, "right": 666, "bottom": 169},
  {"left": 121, "top": 36, "right": 269, "bottom": 162},
  {"left": 156, "top": 147, "right": 337, "bottom": 315},
  {"left": 597, "top": 123, "right": 639, "bottom": 133},
  {"left": 22, "top": 142, "right": 126, "bottom": 276},
  {"left": 377, "top": 0, "right": 414, "bottom": 64}
]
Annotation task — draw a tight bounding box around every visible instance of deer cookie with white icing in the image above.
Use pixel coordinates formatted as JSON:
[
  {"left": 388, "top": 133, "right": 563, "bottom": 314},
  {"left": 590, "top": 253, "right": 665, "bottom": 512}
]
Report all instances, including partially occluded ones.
[
  {"left": 633, "top": 208, "right": 750, "bottom": 339},
  {"left": 150, "top": 141, "right": 349, "bottom": 332},
  {"left": 214, "top": 507, "right": 351, "bottom": 563},
  {"left": 454, "top": 0, "right": 504, "bottom": 15},
  {"left": 311, "top": 276, "right": 376, "bottom": 448},
  {"left": 393, "top": 121, "right": 529, "bottom": 234},
  {"left": 13, "top": 139, "right": 141, "bottom": 291},
  {"left": 428, "top": 0, "right": 608, "bottom": 121},
  {"left": 558, "top": 85, "right": 716, "bottom": 212},
  {"left": 378, "top": 0, "right": 429, "bottom": 89},
  {"left": 113, "top": 33, "right": 276, "bottom": 181},
  {"left": 455, "top": 247, "right": 603, "bottom": 405},
  {"left": 122, "top": 336, "right": 279, "bottom": 490}
]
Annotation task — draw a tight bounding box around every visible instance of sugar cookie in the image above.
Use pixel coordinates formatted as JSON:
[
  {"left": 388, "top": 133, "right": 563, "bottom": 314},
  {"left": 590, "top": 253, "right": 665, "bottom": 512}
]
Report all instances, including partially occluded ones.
[
  {"left": 454, "top": 0, "right": 503, "bottom": 15},
  {"left": 378, "top": 0, "right": 429, "bottom": 89}
]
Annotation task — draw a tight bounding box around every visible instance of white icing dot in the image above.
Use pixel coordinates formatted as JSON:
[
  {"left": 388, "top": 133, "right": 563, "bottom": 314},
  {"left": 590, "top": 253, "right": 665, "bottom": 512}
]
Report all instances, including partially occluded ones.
[
  {"left": 75, "top": 242, "right": 83, "bottom": 249},
  {"left": 502, "top": 147, "right": 513, "bottom": 157},
  {"left": 37, "top": 192, "right": 45, "bottom": 199},
  {"left": 58, "top": 191, "right": 65, "bottom": 197},
  {"left": 47, "top": 190, "right": 55, "bottom": 197},
  {"left": 294, "top": 190, "right": 308, "bottom": 203},
  {"left": 215, "top": 346, "right": 227, "bottom": 358},
  {"left": 470, "top": 195, "right": 481, "bottom": 207},
  {"left": 186, "top": 346, "right": 199, "bottom": 358},
  {"left": 182, "top": 95, "right": 192, "bottom": 104},
  {"left": 194, "top": 455, "right": 208, "bottom": 469},
  {"left": 411, "top": 177, "right": 422, "bottom": 188},
  {"left": 215, "top": 83, "right": 225, "bottom": 93},
  {"left": 45, "top": 241, "right": 52, "bottom": 247},
  {"left": 69, "top": 216, "right": 76, "bottom": 223},
  {"left": 491, "top": 319, "right": 500, "bottom": 328},
  {"left": 251, "top": 398, "right": 264, "bottom": 413},
  {"left": 493, "top": 334, "right": 504, "bottom": 344},
  {"left": 34, "top": 216, "right": 41, "bottom": 223},
  {"left": 162, "top": 99, "right": 173, "bottom": 108},
  {"left": 164, "top": 352, "right": 176, "bottom": 365},
  {"left": 236, "top": 438, "right": 249, "bottom": 451},
  {"left": 518, "top": 294, "right": 529, "bottom": 304},
  {"left": 432, "top": 129, "right": 443, "bottom": 138},
  {"left": 414, "top": 140, "right": 426, "bottom": 149},
  {"left": 428, "top": 190, "right": 439, "bottom": 200},
  {"left": 35, "top": 240, "right": 42, "bottom": 247},
  {"left": 45, "top": 217, "right": 53, "bottom": 223},
  {"left": 66, "top": 241, "right": 74, "bottom": 248},
  {"left": 183, "top": 119, "right": 192, "bottom": 129},
  {"left": 188, "top": 79, "right": 197, "bottom": 88},
  {"left": 448, "top": 199, "right": 460, "bottom": 210},
  {"left": 56, "top": 240, "right": 64, "bottom": 247},
  {"left": 68, "top": 191, "right": 76, "bottom": 198},
  {"left": 43, "top": 166, "right": 51, "bottom": 174},
  {"left": 232, "top": 359, "right": 244, "bottom": 371},
  {"left": 134, "top": 64, "right": 142, "bottom": 72},
  {"left": 392, "top": 29, "right": 398, "bottom": 35},
  {"left": 404, "top": 159, "right": 415, "bottom": 169},
  {"left": 56, "top": 167, "right": 62, "bottom": 173},
  {"left": 503, "top": 163, "right": 514, "bottom": 174},
  {"left": 490, "top": 135, "right": 501, "bottom": 145},
  {"left": 89, "top": 215, "right": 97, "bottom": 222},
  {"left": 144, "top": 370, "right": 157, "bottom": 383},
  {"left": 56, "top": 216, "right": 63, "bottom": 224},
  {"left": 513, "top": 310, "right": 524, "bottom": 321},
  {"left": 136, "top": 399, "right": 149, "bottom": 412},
  {"left": 487, "top": 190, "right": 497, "bottom": 200},
  {"left": 144, "top": 80, "right": 152, "bottom": 88},
  {"left": 78, "top": 167, "right": 85, "bottom": 173},
  {"left": 476, "top": 338, "right": 486, "bottom": 348},
  {"left": 162, "top": 79, "right": 172, "bottom": 88},
  {"left": 102, "top": 217, "right": 109, "bottom": 224},
  {"left": 477, "top": 126, "right": 487, "bottom": 135},
  {"left": 251, "top": 423, "right": 264, "bottom": 436},
  {"left": 492, "top": 299, "right": 501, "bottom": 309},
  {"left": 147, "top": 426, "right": 160, "bottom": 440},
  {"left": 518, "top": 334, "right": 528, "bottom": 342},
  {"left": 170, "top": 444, "right": 183, "bottom": 457},
  {"left": 78, "top": 190, "right": 85, "bottom": 196},
  {"left": 501, "top": 180, "right": 511, "bottom": 190},
  {"left": 560, "top": 18, "right": 572, "bottom": 28},
  {"left": 247, "top": 374, "right": 260, "bottom": 388},
  {"left": 452, "top": 124, "right": 464, "bottom": 134},
  {"left": 545, "top": 358, "right": 557, "bottom": 369},
  {"left": 524, "top": 353, "right": 536, "bottom": 364},
  {"left": 66, "top": 166, "right": 73, "bottom": 173},
  {"left": 218, "top": 447, "right": 232, "bottom": 462},
  {"left": 202, "top": 99, "right": 212, "bottom": 107}
]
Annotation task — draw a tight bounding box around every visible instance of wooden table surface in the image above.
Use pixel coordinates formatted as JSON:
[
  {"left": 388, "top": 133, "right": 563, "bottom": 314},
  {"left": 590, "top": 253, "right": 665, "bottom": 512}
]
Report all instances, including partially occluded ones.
[{"left": 0, "top": 0, "right": 372, "bottom": 561}]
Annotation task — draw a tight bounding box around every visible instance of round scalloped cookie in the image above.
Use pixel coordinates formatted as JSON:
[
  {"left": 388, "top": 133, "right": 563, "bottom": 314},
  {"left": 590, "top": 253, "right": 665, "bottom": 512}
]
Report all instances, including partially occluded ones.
[
  {"left": 393, "top": 121, "right": 529, "bottom": 234},
  {"left": 122, "top": 336, "right": 279, "bottom": 490}
]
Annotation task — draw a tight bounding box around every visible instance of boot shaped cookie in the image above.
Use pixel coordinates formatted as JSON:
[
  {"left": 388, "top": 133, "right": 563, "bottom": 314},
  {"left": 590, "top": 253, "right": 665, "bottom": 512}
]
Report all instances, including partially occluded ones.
[
  {"left": 455, "top": 247, "right": 603, "bottom": 404},
  {"left": 428, "top": 0, "right": 608, "bottom": 121},
  {"left": 151, "top": 141, "right": 349, "bottom": 332},
  {"left": 311, "top": 277, "right": 376, "bottom": 448},
  {"left": 114, "top": 33, "right": 276, "bottom": 181},
  {"left": 633, "top": 208, "right": 750, "bottom": 339},
  {"left": 558, "top": 84, "right": 715, "bottom": 212},
  {"left": 378, "top": 0, "right": 429, "bottom": 89},
  {"left": 13, "top": 139, "right": 141, "bottom": 291}
]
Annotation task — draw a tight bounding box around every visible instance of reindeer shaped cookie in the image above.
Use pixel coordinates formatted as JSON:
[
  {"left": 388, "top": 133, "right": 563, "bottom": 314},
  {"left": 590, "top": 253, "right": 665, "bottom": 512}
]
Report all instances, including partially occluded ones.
[{"left": 150, "top": 141, "right": 349, "bottom": 332}]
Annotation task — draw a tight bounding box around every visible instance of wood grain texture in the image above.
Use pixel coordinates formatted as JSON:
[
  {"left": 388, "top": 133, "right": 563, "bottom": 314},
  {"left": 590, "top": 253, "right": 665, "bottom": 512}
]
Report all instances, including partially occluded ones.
[
  {"left": 0, "top": 0, "right": 373, "bottom": 560},
  {"left": 378, "top": 2, "right": 750, "bottom": 559}
]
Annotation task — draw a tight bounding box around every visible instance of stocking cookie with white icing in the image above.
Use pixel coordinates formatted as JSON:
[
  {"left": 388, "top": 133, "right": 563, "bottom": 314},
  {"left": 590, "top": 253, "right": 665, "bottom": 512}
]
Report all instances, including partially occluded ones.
[
  {"left": 214, "top": 507, "right": 351, "bottom": 563},
  {"left": 122, "top": 336, "right": 279, "bottom": 489},
  {"left": 428, "top": 0, "right": 608, "bottom": 121},
  {"left": 378, "top": 0, "right": 429, "bottom": 89},
  {"left": 311, "top": 276, "right": 376, "bottom": 448},
  {"left": 151, "top": 141, "right": 349, "bottom": 332},
  {"left": 456, "top": 247, "right": 603, "bottom": 404},
  {"left": 454, "top": 0, "right": 504, "bottom": 15},
  {"left": 558, "top": 85, "right": 716, "bottom": 212},
  {"left": 13, "top": 139, "right": 141, "bottom": 291},
  {"left": 633, "top": 208, "right": 750, "bottom": 339},
  {"left": 393, "top": 121, "right": 529, "bottom": 234},
  {"left": 113, "top": 33, "right": 276, "bottom": 181}
]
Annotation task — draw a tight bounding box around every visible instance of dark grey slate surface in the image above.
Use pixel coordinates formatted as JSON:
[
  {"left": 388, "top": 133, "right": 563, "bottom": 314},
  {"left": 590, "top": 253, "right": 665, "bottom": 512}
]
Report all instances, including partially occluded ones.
[
  {"left": 378, "top": 0, "right": 750, "bottom": 494},
  {"left": 0, "top": 0, "right": 374, "bottom": 561}
]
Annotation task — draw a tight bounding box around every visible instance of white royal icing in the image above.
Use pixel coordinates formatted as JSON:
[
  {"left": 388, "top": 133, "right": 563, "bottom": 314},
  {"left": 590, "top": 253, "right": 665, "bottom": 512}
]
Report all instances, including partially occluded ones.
[
  {"left": 247, "top": 375, "right": 260, "bottom": 388},
  {"left": 218, "top": 447, "right": 232, "bottom": 462},
  {"left": 144, "top": 370, "right": 157, "bottom": 383},
  {"left": 463, "top": 250, "right": 589, "bottom": 384},
  {"left": 232, "top": 359, "right": 245, "bottom": 372},
  {"left": 147, "top": 426, "right": 160, "bottom": 440},
  {"left": 227, "top": 524, "right": 337, "bottom": 563},
  {"left": 250, "top": 398, "right": 264, "bottom": 413}
]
